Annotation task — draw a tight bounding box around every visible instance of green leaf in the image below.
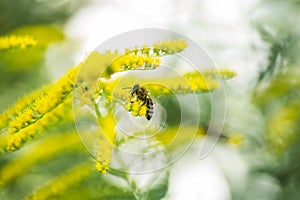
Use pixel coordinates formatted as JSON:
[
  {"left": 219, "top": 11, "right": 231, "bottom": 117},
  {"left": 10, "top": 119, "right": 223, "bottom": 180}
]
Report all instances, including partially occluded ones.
[{"left": 144, "top": 172, "right": 169, "bottom": 200}]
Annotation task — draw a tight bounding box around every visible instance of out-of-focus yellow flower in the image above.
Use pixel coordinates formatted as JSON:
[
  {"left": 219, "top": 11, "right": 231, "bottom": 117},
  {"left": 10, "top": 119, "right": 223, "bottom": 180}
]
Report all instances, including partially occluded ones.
[
  {"left": 267, "top": 106, "right": 298, "bottom": 155},
  {"left": 27, "top": 163, "right": 92, "bottom": 200},
  {"left": 0, "top": 131, "right": 83, "bottom": 185},
  {"left": 184, "top": 72, "right": 220, "bottom": 92},
  {"left": 203, "top": 68, "right": 237, "bottom": 80},
  {"left": 0, "top": 35, "right": 37, "bottom": 51},
  {"left": 156, "top": 126, "right": 204, "bottom": 149},
  {"left": 0, "top": 112, "right": 10, "bottom": 131},
  {"left": 227, "top": 133, "right": 244, "bottom": 146},
  {"left": 147, "top": 84, "right": 172, "bottom": 96}
]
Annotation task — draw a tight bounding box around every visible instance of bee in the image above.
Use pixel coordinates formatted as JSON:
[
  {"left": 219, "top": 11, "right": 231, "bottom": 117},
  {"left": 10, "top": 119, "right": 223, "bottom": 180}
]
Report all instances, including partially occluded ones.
[{"left": 129, "top": 84, "right": 154, "bottom": 120}]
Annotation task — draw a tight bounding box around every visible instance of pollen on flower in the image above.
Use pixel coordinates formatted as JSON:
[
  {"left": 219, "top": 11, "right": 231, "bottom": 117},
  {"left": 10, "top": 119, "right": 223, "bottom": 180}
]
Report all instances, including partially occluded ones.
[
  {"left": 126, "top": 99, "right": 148, "bottom": 118},
  {"left": 139, "top": 104, "right": 147, "bottom": 116},
  {"left": 130, "top": 100, "right": 142, "bottom": 116},
  {"left": 0, "top": 35, "right": 37, "bottom": 51},
  {"left": 95, "top": 161, "right": 109, "bottom": 175}
]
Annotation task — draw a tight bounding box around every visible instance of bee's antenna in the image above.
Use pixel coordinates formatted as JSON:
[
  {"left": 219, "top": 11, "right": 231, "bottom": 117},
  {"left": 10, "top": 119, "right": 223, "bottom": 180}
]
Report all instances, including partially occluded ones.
[{"left": 122, "top": 87, "right": 132, "bottom": 90}]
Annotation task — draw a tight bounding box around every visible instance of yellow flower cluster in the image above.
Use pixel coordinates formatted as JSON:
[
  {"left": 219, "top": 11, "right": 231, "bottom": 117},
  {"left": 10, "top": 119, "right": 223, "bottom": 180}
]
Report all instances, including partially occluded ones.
[
  {"left": 95, "top": 161, "right": 110, "bottom": 175},
  {"left": 125, "top": 99, "right": 148, "bottom": 118},
  {"left": 92, "top": 113, "right": 117, "bottom": 175},
  {"left": 80, "top": 50, "right": 160, "bottom": 80},
  {"left": 184, "top": 72, "right": 220, "bottom": 92},
  {"left": 100, "top": 39, "right": 188, "bottom": 78},
  {"left": 6, "top": 98, "right": 73, "bottom": 151},
  {"left": 94, "top": 138, "right": 114, "bottom": 175},
  {"left": 111, "top": 53, "right": 160, "bottom": 72},
  {"left": 0, "top": 89, "right": 45, "bottom": 130},
  {"left": 0, "top": 35, "right": 37, "bottom": 51},
  {"left": 8, "top": 67, "right": 77, "bottom": 134},
  {"left": 3, "top": 66, "right": 79, "bottom": 150},
  {"left": 95, "top": 77, "right": 120, "bottom": 101},
  {"left": 102, "top": 52, "right": 160, "bottom": 79},
  {"left": 203, "top": 68, "right": 237, "bottom": 80},
  {"left": 153, "top": 39, "right": 188, "bottom": 55}
]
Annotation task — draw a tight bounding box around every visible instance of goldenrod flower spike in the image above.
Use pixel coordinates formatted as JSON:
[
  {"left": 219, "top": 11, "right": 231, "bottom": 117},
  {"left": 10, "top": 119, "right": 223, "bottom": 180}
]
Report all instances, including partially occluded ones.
[
  {"left": 103, "top": 52, "right": 160, "bottom": 78},
  {"left": 121, "top": 72, "right": 219, "bottom": 119},
  {"left": 4, "top": 66, "right": 79, "bottom": 150},
  {"left": 202, "top": 68, "right": 237, "bottom": 80},
  {"left": 7, "top": 67, "right": 77, "bottom": 134},
  {"left": 6, "top": 98, "right": 73, "bottom": 151},
  {"left": 94, "top": 139, "right": 113, "bottom": 175},
  {"left": 0, "top": 88, "right": 45, "bottom": 130},
  {"left": 111, "top": 54, "right": 161, "bottom": 72},
  {"left": 95, "top": 71, "right": 222, "bottom": 115},
  {"left": 184, "top": 72, "right": 220, "bottom": 92},
  {"left": 153, "top": 39, "right": 188, "bottom": 55},
  {"left": 101, "top": 39, "right": 187, "bottom": 78},
  {"left": 0, "top": 35, "right": 37, "bottom": 51}
]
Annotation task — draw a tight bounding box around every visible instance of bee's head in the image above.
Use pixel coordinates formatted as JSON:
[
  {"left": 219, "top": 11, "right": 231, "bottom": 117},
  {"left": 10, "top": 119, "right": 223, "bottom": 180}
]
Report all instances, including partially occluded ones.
[
  {"left": 122, "top": 84, "right": 140, "bottom": 96},
  {"left": 132, "top": 84, "right": 140, "bottom": 93}
]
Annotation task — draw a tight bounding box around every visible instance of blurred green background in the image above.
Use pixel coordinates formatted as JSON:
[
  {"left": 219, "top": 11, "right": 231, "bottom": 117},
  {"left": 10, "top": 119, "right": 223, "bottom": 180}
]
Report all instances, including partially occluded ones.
[{"left": 1, "top": 0, "right": 300, "bottom": 199}]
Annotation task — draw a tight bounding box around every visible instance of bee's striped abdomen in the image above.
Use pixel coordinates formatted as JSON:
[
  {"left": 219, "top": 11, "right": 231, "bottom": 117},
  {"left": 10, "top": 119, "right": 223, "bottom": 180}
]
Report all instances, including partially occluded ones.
[{"left": 145, "top": 97, "right": 154, "bottom": 120}]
